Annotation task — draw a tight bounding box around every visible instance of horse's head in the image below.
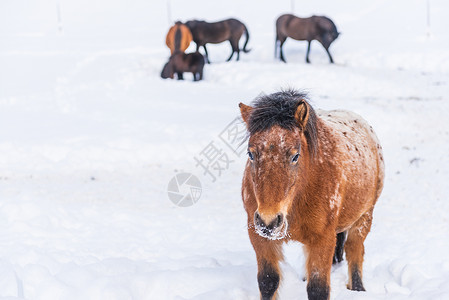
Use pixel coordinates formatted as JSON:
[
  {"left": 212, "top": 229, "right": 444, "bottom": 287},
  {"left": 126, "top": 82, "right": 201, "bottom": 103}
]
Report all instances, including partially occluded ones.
[
  {"left": 240, "top": 91, "right": 317, "bottom": 240},
  {"left": 317, "top": 17, "right": 340, "bottom": 49},
  {"left": 322, "top": 30, "right": 339, "bottom": 48},
  {"left": 161, "top": 61, "right": 174, "bottom": 79}
]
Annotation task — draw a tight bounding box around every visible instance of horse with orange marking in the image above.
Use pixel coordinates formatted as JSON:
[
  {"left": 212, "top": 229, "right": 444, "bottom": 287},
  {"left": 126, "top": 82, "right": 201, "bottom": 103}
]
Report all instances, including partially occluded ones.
[
  {"left": 166, "top": 21, "right": 193, "bottom": 54},
  {"left": 239, "top": 90, "right": 384, "bottom": 300}
]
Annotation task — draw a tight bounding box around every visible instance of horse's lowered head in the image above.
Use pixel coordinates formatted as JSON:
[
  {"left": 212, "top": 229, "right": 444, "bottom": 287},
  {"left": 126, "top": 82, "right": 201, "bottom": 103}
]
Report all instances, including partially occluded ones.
[
  {"left": 239, "top": 91, "right": 318, "bottom": 240},
  {"left": 316, "top": 16, "right": 340, "bottom": 49},
  {"left": 320, "top": 29, "right": 340, "bottom": 49},
  {"left": 161, "top": 61, "right": 174, "bottom": 79}
]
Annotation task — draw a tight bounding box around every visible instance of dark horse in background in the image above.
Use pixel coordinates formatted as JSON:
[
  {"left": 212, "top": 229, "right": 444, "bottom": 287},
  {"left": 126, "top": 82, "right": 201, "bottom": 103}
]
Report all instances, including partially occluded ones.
[
  {"left": 275, "top": 14, "right": 340, "bottom": 63},
  {"left": 185, "top": 18, "right": 250, "bottom": 63},
  {"left": 161, "top": 51, "right": 205, "bottom": 81},
  {"left": 239, "top": 90, "right": 384, "bottom": 299}
]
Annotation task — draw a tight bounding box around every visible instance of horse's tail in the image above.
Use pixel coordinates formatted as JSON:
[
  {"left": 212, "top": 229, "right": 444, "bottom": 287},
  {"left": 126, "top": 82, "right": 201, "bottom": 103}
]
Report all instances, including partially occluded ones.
[
  {"left": 242, "top": 24, "right": 251, "bottom": 53},
  {"left": 174, "top": 26, "right": 182, "bottom": 52}
]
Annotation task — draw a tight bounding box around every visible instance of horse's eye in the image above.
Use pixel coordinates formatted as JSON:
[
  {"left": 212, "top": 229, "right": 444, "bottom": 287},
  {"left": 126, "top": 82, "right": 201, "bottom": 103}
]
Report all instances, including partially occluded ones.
[
  {"left": 291, "top": 153, "right": 300, "bottom": 164},
  {"left": 248, "top": 151, "right": 254, "bottom": 161}
]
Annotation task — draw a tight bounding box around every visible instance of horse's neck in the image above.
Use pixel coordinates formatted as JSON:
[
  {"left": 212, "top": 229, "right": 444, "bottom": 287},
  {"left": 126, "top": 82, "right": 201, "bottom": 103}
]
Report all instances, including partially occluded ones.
[{"left": 303, "top": 117, "right": 337, "bottom": 188}]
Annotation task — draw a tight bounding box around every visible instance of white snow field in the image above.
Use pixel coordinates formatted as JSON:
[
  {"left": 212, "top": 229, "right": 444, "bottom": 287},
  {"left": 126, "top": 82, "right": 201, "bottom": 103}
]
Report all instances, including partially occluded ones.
[{"left": 1, "top": 0, "right": 449, "bottom": 299}]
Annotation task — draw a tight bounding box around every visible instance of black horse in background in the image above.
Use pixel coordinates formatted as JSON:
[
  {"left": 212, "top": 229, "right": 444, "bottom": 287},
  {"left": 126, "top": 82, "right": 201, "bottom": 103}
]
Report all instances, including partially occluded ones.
[
  {"left": 185, "top": 18, "right": 250, "bottom": 63},
  {"left": 161, "top": 51, "right": 205, "bottom": 81},
  {"left": 275, "top": 14, "right": 340, "bottom": 63}
]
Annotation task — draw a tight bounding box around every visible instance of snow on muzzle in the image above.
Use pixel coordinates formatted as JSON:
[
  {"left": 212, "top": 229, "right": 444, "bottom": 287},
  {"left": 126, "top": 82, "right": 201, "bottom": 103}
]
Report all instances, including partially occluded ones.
[{"left": 254, "top": 211, "right": 288, "bottom": 240}]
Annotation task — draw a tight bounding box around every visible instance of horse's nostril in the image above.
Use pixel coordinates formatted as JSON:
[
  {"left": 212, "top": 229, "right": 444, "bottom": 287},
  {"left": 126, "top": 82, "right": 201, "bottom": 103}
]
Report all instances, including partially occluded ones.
[
  {"left": 275, "top": 214, "right": 283, "bottom": 228},
  {"left": 254, "top": 212, "right": 263, "bottom": 227},
  {"left": 255, "top": 212, "right": 284, "bottom": 230}
]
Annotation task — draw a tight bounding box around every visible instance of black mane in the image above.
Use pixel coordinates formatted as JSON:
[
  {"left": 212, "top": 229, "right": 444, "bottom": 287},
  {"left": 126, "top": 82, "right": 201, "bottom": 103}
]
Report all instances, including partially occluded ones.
[{"left": 248, "top": 89, "right": 318, "bottom": 157}]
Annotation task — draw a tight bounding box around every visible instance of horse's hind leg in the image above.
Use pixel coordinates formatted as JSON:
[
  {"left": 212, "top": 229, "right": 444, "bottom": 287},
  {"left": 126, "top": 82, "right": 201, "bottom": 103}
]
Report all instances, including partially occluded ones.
[
  {"left": 306, "top": 41, "right": 312, "bottom": 63},
  {"left": 345, "top": 209, "right": 373, "bottom": 291},
  {"left": 227, "top": 39, "right": 239, "bottom": 61},
  {"left": 333, "top": 231, "right": 347, "bottom": 264}
]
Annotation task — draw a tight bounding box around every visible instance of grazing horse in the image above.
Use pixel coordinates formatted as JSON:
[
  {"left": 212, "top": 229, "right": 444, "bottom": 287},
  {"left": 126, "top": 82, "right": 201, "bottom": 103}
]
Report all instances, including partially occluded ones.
[
  {"left": 161, "top": 51, "right": 205, "bottom": 81},
  {"left": 185, "top": 18, "right": 250, "bottom": 63},
  {"left": 166, "top": 21, "right": 193, "bottom": 54},
  {"left": 239, "top": 90, "right": 384, "bottom": 300},
  {"left": 275, "top": 14, "right": 340, "bottom": 63}
]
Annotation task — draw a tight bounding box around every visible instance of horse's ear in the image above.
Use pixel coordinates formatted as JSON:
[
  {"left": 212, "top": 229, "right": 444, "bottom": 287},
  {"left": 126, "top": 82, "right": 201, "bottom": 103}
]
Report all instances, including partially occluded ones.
[
  {"left": 295, "top": 101, "right": 309, "bottom": 129},
  {"left": 239, "top": 103, "right": 253, "bottom": 127}
]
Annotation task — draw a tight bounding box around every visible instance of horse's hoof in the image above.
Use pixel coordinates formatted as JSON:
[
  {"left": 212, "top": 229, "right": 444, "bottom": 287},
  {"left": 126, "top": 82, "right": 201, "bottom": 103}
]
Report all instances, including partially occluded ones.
[{"left": 347, "top": 283, "right": 366, "bottom": 292}]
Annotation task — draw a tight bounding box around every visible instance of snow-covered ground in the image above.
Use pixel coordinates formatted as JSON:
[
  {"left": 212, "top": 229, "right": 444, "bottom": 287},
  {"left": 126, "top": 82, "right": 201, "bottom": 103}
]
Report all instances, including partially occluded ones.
[{"left": 1, "top": 0, "right": 449, "bottom": 299}]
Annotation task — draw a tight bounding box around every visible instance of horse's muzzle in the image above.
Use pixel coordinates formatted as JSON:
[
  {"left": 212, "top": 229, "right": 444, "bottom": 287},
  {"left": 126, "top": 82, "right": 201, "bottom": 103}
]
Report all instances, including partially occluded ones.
[{"left": 254, "top": 211, "right": 287, "bottom": 240}]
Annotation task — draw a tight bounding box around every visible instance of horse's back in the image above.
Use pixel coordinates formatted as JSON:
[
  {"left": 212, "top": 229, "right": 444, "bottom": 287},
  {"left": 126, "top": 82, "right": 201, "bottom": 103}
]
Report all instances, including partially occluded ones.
[
  {"left": 318, "top": 109, "right": 382, "bottom": 158},
  {"left": 318, "top": 109, "right": 385, "bottom": 208},
  {"left": 197, "top": 18, "right": 244, "bottom": 43},
  {"left": 277, "top": 14, "right": 315, "bottom": 41},
  {"left": 186, "top": 52, "right": 205, "bottom": 69},
  {"left": 226, "top": 18, "right": 244, "bottom": 27}
]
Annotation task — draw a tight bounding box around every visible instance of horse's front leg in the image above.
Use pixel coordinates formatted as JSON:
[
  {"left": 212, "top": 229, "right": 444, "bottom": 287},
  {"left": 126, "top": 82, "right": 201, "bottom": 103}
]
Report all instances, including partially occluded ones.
[
  {"left": 279, "top": 39, "right": 287, "bottom": 63},
  {"left": 249, "top": 229, "right": 283, "bottom": 300},
  {"left": 304, "top": 234, "right": 335, "bottom": 300},
  {"left": 324, "top": 47, "right": 334, "bottom": 64}
]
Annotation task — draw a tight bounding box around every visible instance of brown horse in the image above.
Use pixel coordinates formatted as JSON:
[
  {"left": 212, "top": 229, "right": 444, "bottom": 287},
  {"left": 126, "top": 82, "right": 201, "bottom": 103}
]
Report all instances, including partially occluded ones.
[
  {"left": 185, "top": 18, "right": 250, "bottom": 63},
  {"left": 166, "top": 21, "right": 193, "bottom": 54},
  {"left": 239, "top": 90, "right": 384, "bottom": 300},
  {"left": 161, "top": 51, "right": 205, "bottom": 81},
  {"left": 275, "top": 14, "right": 340, "bottom": 63}
]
